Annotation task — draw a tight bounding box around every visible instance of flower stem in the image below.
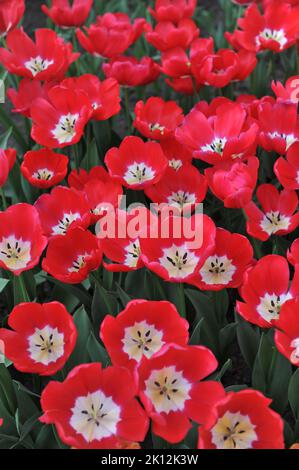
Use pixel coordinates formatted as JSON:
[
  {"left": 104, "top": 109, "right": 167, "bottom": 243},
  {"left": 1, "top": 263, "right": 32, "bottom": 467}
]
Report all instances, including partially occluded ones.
[
  {"left": 178, "top": 282, "right": 186, "bottom": 318},
  {"left": 14, "top": 273, "right": 30, "bottom": 304},
  {"left": 72, "top": 144, "right": 80, "bottom": 171},
  {"left": 123, "top": 87, "right": 132, "bottom": 132},
  {"left": 0, "top": 187, "right": 7, "bottom": 210}
]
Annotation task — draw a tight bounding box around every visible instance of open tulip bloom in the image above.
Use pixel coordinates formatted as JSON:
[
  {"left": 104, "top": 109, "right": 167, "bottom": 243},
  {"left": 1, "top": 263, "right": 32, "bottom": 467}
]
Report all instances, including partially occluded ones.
[{"left": 0, "top": 0, "right": 298, "bottom": 454}]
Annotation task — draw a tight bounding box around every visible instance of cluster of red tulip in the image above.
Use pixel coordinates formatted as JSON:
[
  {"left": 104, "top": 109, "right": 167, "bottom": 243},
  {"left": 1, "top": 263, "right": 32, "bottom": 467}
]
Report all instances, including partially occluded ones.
[{"left": 0, "top": 0, "right": 298, "bottom": 451}]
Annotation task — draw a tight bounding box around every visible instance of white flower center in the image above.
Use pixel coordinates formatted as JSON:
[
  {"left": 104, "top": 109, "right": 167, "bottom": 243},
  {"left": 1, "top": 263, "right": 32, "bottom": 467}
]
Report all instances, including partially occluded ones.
[
  {"left": 257, "top": 292, "right": 292, "bottom": 322},
  {"left": 122, "top": 320, "right": 164, "bottom": 362},
  {"left": 268, "top": 132, "right": 297, "bottom": 151},
  {"left": 32, "top": 168, "right": 54, "bottom": 181},
  {"left": 70, "top": 390, "right": 121, "bottom": 443},
  {"left": 159, "top": 244, "right": 199, "bottom": 279},
  {"left": 145, "top": 366, "right": 191, "bottom": 414},
  {"left": 199, "top": 255, "right": 236, "bottom": 285},
  {"left": 68, "top": 254, "right": 87, "bottom": 273},
  {"left": 123, "top": 162, "right": 155, "bottom": 186},
  {"left": 0, "top": 235, "right": 31, "bottom": 271},
  {"left": 28, "top": 325, "right": 64, "bottom": 365},
  {"left": 124, "top": 239, "right": 141, "bottom": 268},
  {"left": 257, "top": 28, "right": 287, "bottom": 49},
  {"left": 51, "top": 212, "right": 80, "bottom": 236},
  {"left": 24, "top": 56, "right": 54, "bottom": 77},
  {"left": 149, "top": 123, "right": 165, "bottom": 135},
  {"left": 167, "top": 190, "right": 196, "bottom": 211},
  {"left": 122, "top": 321, "right": 164, "bottom": 362},
  {"left": 290, "top": 338, "right": 299, "bottom": 365},
  {"left": 260, "top": 211, "right": 291, "bottom": 235},
  {"left": 201, "top": 137, "right": 227, "bottom": 156},
  {"left": 169, "top": 159, "right": 183, "bottom": 171},
  {"left": 52, "top": 113, "right": 79, "bottom": 144},
  {"left": 211, "top": 411, "right": 257, "bottom": 449}
]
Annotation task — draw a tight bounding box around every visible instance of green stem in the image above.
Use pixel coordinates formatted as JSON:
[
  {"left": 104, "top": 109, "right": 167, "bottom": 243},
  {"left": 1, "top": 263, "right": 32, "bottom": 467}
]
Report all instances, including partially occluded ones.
[
  {"left": 72, "top": 144, "right": 80, "bottom": 171},
  {"left": 123, "top": 87, "right": 131, "bottom": 132},
  {"left": 178, "top": 282, "right": 186, "bottom": 318},
  {"left": 14, "top": 274, "right": 30, "bottom": 303},
  {"left": 0, "top": 187, "right": 7, "bottom": 209},
  {"left": 0, "top": 106, "right": 28, "bottom": 152}
]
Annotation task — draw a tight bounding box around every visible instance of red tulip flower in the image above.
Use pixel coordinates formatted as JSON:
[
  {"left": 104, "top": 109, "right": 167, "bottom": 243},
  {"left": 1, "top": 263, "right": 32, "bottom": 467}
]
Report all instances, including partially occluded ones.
[
  {"left": 138, "top": 344, "right": 224, "bottom": 443},
  {"left": 35, "top": 186, "right": 91, "bottom": 238},
  {"left": 274, "top": 142, "right": 299, "bottom": 189},
  {"left": 8, "top": 79, "right": 55, "bottom": 118},
  {"left": 193, "top": 47, "right": 257, "bottom": 88},
  {"left": 161, "top": 39, "right": 213, "bottom": 95},
  {"left": 76, "top": 12, "right": 146, "bottom": 58},
  {"left": 68, "top": 167, "right": 123, "bottom": 221},
  {"left": 0, "top": 0, "right": 24, "bottom": 37},
  {"left": 272, "top": 75, "right": 299, "bottom": 104},
  {"left": 198, "top": 389, "right": 284, "bottom": 449},
  {"left": 188, "top": 228, "right": 254, "bottom": 291},
  {"left": 258, "top": 101, "right": 299, "bottom": 154},
  {"left": 176, "top": 102, "right": 258, "bottom": 164},
  {"left": 40, "top": 363, "right": 149, "bottom": 449},
  {"left": 42, "top": 227, "right": 102, "bottom": 284},
  {"left": 0, "top": 28, "right": 79, "bottom": 80},
  {"left": 287, "top": 238, "right": 299, "bottom": 266},
  {"left": 68, "top": 166, "right": 113, "bottom": 190},
  {"left": 140, "top": 213, "right": 216, "bottom": 283},
  {"left": 149, "top": 0, "right": 197, "bottom": 23},
  {"left": 133, "top": 97, "right": 183, "bottom": 141},
  {"left": 30, "top": 85, "right": 92, "bottom": 148},
  {"left": 0, "top": 203, "right": 47, "bottom": 275},
  {"left": 236, "top": 254, "right": 299, "bottom": 328},
  {"left": 160, "top": 137, "right": 193, "bottom": 171},
  {"left": 100, "top": 299, "right": 189, "bottom": 371},
  {"left": 244, "top": 184, "right": 299, "bottom": 240},
  {"left": 145, "top": 19, "right": 199, "bottom": 51},
  {"left": 0, "top": 148, "right": 16, "bottom": 187},
  {"left": 275, "top": 298, "right": 299, "bottom": 367},
  {"left": 61, "top": 75, "right": 121, "bottom": 121},
  {"left": 42, "top": 0, "right": 93, "bottom": 28},
  {"left": 95, "top": 209, "right": 146, "bottom": 272},
  {"left": 225, "top": 3, "right": 299, "bottom": 53},
  {"left": 145, "top": 165, "right": 207, "bottom": 213},
  {"left": 104, "top": 136, "right": 168, "bottom": 190},
  {"left": 205, "top": 156, "right": 259, "bottom": 209},
  {"left": 103, "top": 56, "right": 160, "bottom": 87},
  {"left": 0, "top": 302, "right": 77, "bottom": 375},
  {"left": 21, "top": 148, "right": 69, "bottom": 189}
]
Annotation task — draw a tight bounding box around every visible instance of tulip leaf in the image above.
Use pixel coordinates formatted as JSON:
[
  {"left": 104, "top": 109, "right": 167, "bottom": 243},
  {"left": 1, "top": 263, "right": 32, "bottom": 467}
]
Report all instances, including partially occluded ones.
[
  {"left": 0, "top": 364, "right": 17, "bottom": 416},
  {"left": 289, "top": 368, "right": 299, "bottom": 420},
  {"left": 0, "top": 278, "right": 9, "bottom": 293},
  {"left": 66, "top": 306, "right": 91, "bottom": 371}
]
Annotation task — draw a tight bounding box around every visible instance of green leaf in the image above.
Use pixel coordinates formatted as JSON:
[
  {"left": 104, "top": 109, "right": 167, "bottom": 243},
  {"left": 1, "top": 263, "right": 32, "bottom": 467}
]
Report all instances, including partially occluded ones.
[
  {"left": 0, "top": 278, "right": 9, "bottom": 293},
  {"left": 41, "top": 274, "right": 91, "bottom": 308},
  {"left": 185, "top": 289, "right": 219, "bottom": 355},
  {"left": 116, "top": 283, "right": 132, "bottom": 308},
  {"left": 210, "top": 359, "right": 232, "bottom": 381},
  {"left": 219, "top": 322, "right": 237, "bottom": 358},
  {"left": 289, "top": 368, "right": 299, "bottom": 420},
  {"left": 87, "top": 331, "right": 110, "bottom": 366},
  {"left": 211, "top": 290, "right": 229, "bottom": 324},
  {"left": 189, "top": 318, "right": 204, "bottom": 345},
  {"left": 0, "top": 127, "right": 12, "bottom": 149},
  {"left": 252, "top": 332, "right": 292, "bottom": 413},
  {"left": 66, "top": 306, "right": 91, "bottom": 371},
  {"left": 0, "top": 364, "right": 17, "bottom": 415},
  {"left": 235, "top": 312, "right": 260, "bottom": 369}
]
